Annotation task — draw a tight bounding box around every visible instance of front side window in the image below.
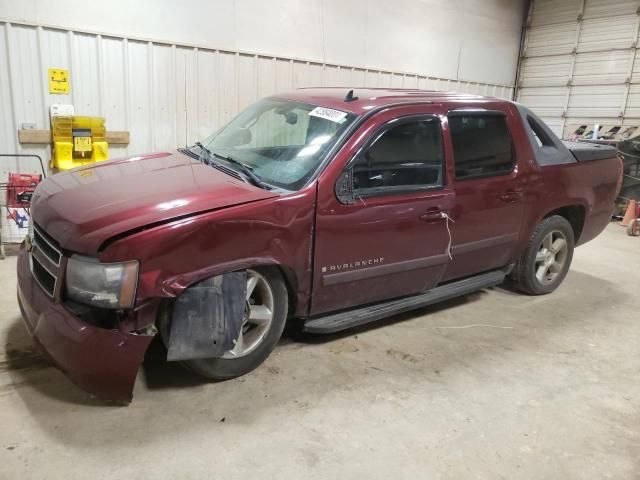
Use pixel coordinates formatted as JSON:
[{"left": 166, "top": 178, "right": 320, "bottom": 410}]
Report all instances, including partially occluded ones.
[
  {"left": 351, "top": 118, "right": 444, "bottom": 196},
  {"left": 449, "top": 113, "right": 514, "bottom": 180},
  {"left": 201, "top": 99, "right": 357, "bottom": 190}
]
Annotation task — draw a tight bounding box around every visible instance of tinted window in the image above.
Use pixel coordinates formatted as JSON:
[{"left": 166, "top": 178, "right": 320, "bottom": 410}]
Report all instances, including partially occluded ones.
[
  {"left": 449, "top": 114, "right": 514, "bottom": 180},
  {"left": 352, "top": 119, "right": 443, "bottom": 195}
]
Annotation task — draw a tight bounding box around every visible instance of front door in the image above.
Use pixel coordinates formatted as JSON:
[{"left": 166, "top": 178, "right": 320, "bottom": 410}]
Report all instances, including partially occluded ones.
[{"left": 311, "top": 109, "right": 455, "bottom": 315}]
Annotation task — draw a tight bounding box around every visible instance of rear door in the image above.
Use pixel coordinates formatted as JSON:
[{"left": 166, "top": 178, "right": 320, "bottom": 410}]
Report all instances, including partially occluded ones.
[
  {"left": 441, "top": 107, "right": 526, "bottom": 281},
  {"left": 311, "top": 105, "right": 455, "bottom": 315}
]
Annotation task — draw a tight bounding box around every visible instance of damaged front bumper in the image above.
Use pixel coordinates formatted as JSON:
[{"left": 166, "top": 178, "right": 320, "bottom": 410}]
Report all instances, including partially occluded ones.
[{"left": 16, "top": 246, "right": 156, "bottom": 404}]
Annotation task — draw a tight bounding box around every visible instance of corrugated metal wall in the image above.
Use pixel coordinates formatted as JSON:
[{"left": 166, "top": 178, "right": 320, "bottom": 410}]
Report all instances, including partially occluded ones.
[
  {"left": 0, "top": 20, "right": 515, "bottom": 176},
  {"left": 517, "top": 0, "right": 640, "bottom": 138}
]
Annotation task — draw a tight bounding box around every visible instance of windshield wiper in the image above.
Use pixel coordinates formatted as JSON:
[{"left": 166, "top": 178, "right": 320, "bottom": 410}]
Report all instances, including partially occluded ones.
[
  {"left": 193, "top": 141, "right": 213, "bottom": 165},
  {"left": 210, "top": 152, "right": 268, "bottom": 189},
  {"left": 192, "top": 142, "right": 268, "bottom": 189}
]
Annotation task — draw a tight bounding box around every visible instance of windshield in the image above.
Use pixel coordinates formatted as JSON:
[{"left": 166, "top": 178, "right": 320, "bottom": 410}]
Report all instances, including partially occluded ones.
[{"left": 200, "top": 99, "right": 357, "bottom": 190}]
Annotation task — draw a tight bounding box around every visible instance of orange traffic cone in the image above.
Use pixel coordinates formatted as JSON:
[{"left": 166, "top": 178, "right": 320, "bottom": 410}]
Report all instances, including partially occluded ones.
[{"left": 620, "top": 199, "right": 637, "bottom": 227}]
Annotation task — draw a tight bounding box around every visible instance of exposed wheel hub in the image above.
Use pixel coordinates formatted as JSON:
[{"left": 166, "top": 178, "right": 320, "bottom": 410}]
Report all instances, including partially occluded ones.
[
  {"left": 223, "top": 270, "right": 275, "bottom": 359},
  {"left": 534, "top": 230, "right": 568, "bottom": 285}
]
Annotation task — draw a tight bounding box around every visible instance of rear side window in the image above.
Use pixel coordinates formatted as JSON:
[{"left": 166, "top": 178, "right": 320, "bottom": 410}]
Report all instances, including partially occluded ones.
[
  {"left": 352, "top": 118, "right": 444, "bottom": 196},
  {"left": 449, "top": 113, "right": 514, "bottom": 180}
]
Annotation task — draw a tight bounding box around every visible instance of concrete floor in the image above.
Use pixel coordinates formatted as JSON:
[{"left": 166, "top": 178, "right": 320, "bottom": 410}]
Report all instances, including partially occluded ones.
[{"left": 0, "top": 223, "right": 638, "bottom": 479}]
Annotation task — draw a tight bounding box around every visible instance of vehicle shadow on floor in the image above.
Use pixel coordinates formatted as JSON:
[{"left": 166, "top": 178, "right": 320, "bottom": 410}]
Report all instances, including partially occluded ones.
[
  {"left": 2, "top": 317, "right": 106, "bottom": 406},
  {"left": 3, "top": 269, "right": 626, "bottom": 445},
  {"left": 142, "top": 337, "right": 207, "bottom": 389},
  {"left": 140, "top": 292, "right": 486, "bottom": 390}
]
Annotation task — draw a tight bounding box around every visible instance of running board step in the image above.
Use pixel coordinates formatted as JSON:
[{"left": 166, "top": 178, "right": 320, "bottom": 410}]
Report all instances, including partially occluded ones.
[{"left": 303, "top": 270, "right": 506, "bottom": 334}]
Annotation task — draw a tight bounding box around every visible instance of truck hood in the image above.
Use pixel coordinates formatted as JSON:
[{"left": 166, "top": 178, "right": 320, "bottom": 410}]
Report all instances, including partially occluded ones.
[{"left": 31, "top": 151, "right": 278, "bottom": 254}]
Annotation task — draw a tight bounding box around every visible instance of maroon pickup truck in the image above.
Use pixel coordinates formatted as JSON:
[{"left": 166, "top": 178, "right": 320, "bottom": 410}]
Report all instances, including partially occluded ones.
[{"left": 17, "top": 88, "right": 622, "bottom": 403}]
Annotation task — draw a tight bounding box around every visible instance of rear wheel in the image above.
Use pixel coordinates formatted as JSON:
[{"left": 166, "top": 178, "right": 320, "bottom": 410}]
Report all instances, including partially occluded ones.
[
  {"left": 511, "top": 215, "right": 575, "bottom": 295},
  {"left": 160, "top": 267, "right": 288, "bottom": 380},
  {"left": 627, "top": 219, "right": 640, "bottom": 236}
]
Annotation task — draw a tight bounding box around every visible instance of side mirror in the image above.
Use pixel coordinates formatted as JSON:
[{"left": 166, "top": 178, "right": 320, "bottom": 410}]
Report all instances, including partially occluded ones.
[{"left": 335, "top": 167, "right": 355, "bottom": 205}]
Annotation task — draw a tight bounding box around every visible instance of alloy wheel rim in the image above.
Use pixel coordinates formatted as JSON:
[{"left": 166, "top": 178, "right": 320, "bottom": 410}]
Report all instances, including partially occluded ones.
[
  {"left": 222, "top": 270, "right": 274, "bottom": 359},
  {"left": 534, "top": 230, "right": 568, "bottom": 285}
]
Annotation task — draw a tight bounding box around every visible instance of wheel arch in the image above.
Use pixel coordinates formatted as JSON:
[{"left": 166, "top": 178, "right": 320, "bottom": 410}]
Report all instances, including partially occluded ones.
[
  {"left": 541, "top": 204, "right": 586, "bottom": 243},
  {"left": 273, "top": 264, "right": 299, "bottom": 318},
  {"left": 157, "top": 259, "right": 301, "bottom": 317},
  {"left": 158, "top": 264, "right": 295, "bottom": 361},
  {"left": 249, "top": 264, "right": 299, "bottom": 319}
]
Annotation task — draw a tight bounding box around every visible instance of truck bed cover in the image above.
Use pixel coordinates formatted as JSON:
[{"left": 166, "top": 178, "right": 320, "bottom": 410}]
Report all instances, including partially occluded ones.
[{"left": 563, "top": 141, "right": 617, "bottom": 162}]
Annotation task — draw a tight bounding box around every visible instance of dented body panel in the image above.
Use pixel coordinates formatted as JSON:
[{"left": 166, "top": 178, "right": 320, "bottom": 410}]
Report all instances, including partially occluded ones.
[
  {"left": 31, "top": 151, "right": 278, "bottom": 255},
  {"left": 99, "top": 184, "right": 317, "bottom": 314},
  {"left": 16, "top": 247, "right": 155, "bottom": 403}
]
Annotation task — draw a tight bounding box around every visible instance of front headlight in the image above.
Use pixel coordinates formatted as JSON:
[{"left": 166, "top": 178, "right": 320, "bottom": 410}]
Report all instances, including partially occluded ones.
[{"left": 65, "top": 255, "right": 139, "bottom": 309}]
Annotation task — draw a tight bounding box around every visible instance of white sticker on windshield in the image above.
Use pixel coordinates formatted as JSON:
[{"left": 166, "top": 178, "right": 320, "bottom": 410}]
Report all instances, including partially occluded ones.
[{"left": 309, "top": 106, "right": 348, "bottom": 123}]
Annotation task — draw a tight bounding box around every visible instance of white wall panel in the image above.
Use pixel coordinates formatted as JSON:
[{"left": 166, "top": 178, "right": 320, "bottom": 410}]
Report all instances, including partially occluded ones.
[
  {"left": 0, "top": 24, "right": 17, "bottom": 169},
  {"left": 519, "top": 55, "right": 572, "bottom": 87},
  {"left": 530, "top": 0, "right": 581, "bottom": 27},
  {"left": 404, "top": 75, "right": 419, "bottom": 89},
  {"left": 517, "top": 86, "right": 568, "bottom": 117},
  {"left": 151, "top": 44, "right": 177, "bottom": 151},
  {"left": 237, "top": 53, "right": 258, "bottom": 111},
  {"left": 39, "top": 28, "right": 72, "bottom": 109},
  {"left": 578, "top": 15, "right": 638, "bottom": 52},
  {"left": 0, "top": 0, "right": 525, "bottom": 86},
  {"left": 8, "top": 25, "right": 44, "bottom": 129},
  {"left": 72, "top": 32, "right": 101, "bottom": 114},
  {"left": 127, "top": 40, "right": 152, "bottom": 155},
  {"left": 572, "top": 50, "right": 632, "bottom": 85},
  {"left": 0, "top": 11, "right": 518, "bottom": 174},
  {"left": 101, "top": 37, "right": 127, "bottom": 133},
  {"left": 622, "top": 83, "right": 640, "bottom": 117},
  {"left": 364, "top": 70, "right": 380, "bottom": 88},
  {"left": 583, "top": 0, "right": 639, "bottom": 18},
  {"left": 175, "top": 47, "right": 198, "bottom": 147},
  {"left": 539, "top": 117, "right": 565, "bottom": 137},
  {"left": 567, "top": 84, "right": 627, "bottom": 117},
  {"left": 524, "top": 23, "right": 578, "bottom": 57},
  {"left": 517, "top": 0, "right": 640, "bottom": 138},
  {"left": 219, "top": 52, "right": 240, "bottom": 125},
  {"left": 196, "top": 50, "right": 221, "bottom": 140}
]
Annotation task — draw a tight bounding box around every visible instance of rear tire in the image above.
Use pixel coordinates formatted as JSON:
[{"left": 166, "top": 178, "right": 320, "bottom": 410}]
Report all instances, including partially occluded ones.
[
  {"left": 627, "top": 219, "right": 640, "bottom": 236},
  {"left": 159, "top": 267, "right": 288, "bottom": 380},
  {"left": 510, "top": 215, "right": 575, "bottom": 295}
]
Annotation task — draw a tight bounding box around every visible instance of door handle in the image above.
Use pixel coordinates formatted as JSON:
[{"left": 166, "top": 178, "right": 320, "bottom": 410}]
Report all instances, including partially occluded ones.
[
  {"left": 499, "top": 189, "right": 523, "bottom": 202},
  {"left": 419, "top": 208, "right": 443, "bottom": 222}
]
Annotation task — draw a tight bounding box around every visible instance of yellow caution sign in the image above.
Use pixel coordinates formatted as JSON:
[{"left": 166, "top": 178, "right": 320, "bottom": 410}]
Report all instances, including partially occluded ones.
[
  {"left": 48, "top": 68, "right": 69, "bottom": 94},
  {"left": 74, "top": 136, "right": 92, "bottom": 153}
]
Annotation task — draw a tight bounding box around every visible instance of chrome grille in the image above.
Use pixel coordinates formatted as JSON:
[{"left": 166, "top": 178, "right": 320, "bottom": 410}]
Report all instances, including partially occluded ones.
[
  {"left": 30, "top": 254, "right": 57, "bottom": 297},
  {"left": 30, "top": 224, "right": 63, "bottom": 298},
  {"left": 33, "top": 225, "right": 62, "bottom": 266}
]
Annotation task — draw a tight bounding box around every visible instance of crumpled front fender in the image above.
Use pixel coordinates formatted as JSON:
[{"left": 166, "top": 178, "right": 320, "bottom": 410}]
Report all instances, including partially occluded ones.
[{"left": 17, "top": 248, "right": 155, "bottom": 404}]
